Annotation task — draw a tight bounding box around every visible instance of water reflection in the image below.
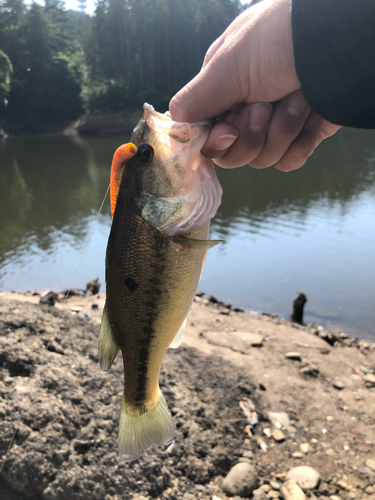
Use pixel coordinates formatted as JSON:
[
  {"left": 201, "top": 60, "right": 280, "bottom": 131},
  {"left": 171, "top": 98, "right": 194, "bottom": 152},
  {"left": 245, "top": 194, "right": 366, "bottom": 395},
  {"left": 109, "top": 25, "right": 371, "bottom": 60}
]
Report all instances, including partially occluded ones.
[{"left": 0, "top": 128, "right": 374, "bottom": 340}]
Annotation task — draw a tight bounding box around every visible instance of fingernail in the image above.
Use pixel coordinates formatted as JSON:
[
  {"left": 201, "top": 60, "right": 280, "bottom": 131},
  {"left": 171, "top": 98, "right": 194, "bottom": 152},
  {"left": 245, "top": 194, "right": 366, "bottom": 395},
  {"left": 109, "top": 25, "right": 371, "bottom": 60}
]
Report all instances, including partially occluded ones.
[
  {"left": 211, "top": 134, "right": 237, "bottom": 150},
  {"left": 249, "top": 103, "right": 272, "bottom": 132},
  {"left": 287, "top": 94, "right": 309, "bottom": 117},
  {"left": 304, "top": 112, "right": 321, "bottom": 130}
]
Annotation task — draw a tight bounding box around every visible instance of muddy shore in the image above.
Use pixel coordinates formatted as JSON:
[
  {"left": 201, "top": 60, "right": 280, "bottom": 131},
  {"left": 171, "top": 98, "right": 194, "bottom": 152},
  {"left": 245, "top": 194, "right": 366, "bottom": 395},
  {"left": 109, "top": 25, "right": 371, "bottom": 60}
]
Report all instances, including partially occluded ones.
[{"left": 0, "top": 290, "right": 374, "bottom": 500}]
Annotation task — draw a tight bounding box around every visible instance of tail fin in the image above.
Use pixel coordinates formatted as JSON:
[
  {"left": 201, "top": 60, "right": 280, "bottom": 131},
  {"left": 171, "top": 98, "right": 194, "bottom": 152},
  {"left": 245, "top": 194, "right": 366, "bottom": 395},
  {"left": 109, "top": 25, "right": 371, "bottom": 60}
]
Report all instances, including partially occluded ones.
[{"left": 118, "top": 388, "right": 175, "bottom": 462}]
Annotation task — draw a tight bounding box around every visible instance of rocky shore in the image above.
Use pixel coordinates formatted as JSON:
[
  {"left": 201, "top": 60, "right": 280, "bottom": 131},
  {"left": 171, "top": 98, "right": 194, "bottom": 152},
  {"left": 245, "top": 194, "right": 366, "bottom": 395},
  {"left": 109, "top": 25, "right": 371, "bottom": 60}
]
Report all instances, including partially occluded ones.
[{"left": 0, "top": 290, "right": 374, "bottom": 500}]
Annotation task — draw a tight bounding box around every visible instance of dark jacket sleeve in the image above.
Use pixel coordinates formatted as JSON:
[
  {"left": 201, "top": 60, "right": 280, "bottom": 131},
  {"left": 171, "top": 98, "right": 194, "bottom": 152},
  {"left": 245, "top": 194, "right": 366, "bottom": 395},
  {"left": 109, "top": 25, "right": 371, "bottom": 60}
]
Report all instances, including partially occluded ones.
[{"left": 291, "top": 0, "right": 375, "bottom": 128}]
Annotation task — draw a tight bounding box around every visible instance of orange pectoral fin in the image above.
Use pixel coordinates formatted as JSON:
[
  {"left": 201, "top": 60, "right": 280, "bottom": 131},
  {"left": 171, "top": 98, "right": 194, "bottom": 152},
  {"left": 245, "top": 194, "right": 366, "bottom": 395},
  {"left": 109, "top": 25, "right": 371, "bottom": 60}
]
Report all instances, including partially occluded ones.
[{"left": 110, "top": 143, "right": 138, "bottom": 218}]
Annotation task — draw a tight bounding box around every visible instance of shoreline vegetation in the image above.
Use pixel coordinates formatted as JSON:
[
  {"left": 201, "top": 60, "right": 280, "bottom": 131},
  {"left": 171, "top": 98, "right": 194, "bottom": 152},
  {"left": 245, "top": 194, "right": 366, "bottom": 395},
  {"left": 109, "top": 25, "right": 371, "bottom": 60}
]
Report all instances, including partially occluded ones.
[
  {"left": 0, "top": 0, "right": 255, "bottom": 137},
  {"left": 0, "top": 288, "right": 374, "bottom": 499}
]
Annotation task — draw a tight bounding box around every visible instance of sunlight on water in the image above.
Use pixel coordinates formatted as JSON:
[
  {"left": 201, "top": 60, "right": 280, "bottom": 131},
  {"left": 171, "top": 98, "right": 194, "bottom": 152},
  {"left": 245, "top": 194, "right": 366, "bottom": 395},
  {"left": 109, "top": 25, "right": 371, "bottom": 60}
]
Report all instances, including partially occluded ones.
[{"left": 0, "top": 128, "right": 375, "bottom": 340}]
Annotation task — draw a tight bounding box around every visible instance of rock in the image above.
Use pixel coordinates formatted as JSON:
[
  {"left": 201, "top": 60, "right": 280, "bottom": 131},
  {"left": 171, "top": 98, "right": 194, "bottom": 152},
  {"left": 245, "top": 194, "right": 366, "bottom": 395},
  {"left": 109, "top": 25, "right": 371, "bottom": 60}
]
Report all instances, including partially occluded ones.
[
  {"left": 260, "top": 485, "right": 271, "bottom": 492},
  {"left": 365, "top": 458, "right": 375, "bottom": 472},
  {"left": 272, "top": 429, "right": 286, "bottom": 442},
  {"left": 286, "top": 352, "right": 302, "bottom": 361},
  {"left": 364, "top": 373, "right": 375, "bottom": 387},
  {"left": 365, "top": 486, "right": 375, "bottom": 493},
  {"left": 242, "top": 450, "right": 254, "bottom": 459},
  {"left": 91, "top": 303, "right": 99, "bottom": 310},
  {"left": 329, "top": 496, "right": 341, "bottom": 500},
  {"left": 299, "top": 443, "right": 310, "bottom": 453},
  {"left": 86, "top": 278, "right": 100, "bottom": 295},
  {"left": 270, "top": 480, "right": 282, "bottom": 490},
  {"left": 336, "top": 480, "right": 350, "bottom": 490},
  {"left": 222, "top": 462, "right": 259, "bottom": 497},
  {"left": 281, "top": 480, "right": 306, "bottom": 500},
  {"left": 292, "top": 452, "right": 304, "bottom": 458},
  {"left": 39, "top": 291, "right": 57, "bottom": 306},
  {"left": 253, "top": 488, "right": 268, "bottom": 500},
  {"left": 268, "top": 491, "right": 281, "bottom": 498},
  {"left": 71, "top": 306, "right": 83, "bottom": 312},
  {"left": 299, "top": 366, "right": 319, "bottom": 378},
  {"left": 285, "top": 466, "right": 321, "bottom": 490},
  {"left": 332, "top": 380, "right": 345, "bottom": 390},
  {"left": 268, "top": 412, "right": 295, "bottom": 433}
]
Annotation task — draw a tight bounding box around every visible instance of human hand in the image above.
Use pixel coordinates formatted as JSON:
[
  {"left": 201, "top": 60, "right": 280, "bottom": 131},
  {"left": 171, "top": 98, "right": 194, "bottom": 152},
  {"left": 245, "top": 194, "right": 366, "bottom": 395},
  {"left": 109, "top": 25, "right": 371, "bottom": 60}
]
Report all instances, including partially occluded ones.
[{"left": 169, "top": 0, "right": 341, "bottom": 171}]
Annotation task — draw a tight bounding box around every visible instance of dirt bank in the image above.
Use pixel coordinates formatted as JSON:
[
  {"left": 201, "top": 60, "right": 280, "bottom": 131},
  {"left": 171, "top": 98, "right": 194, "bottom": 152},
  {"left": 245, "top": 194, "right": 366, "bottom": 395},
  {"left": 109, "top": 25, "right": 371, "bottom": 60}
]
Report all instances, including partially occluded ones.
[{"left": 0, "top": 291, "right": 374, "bottom": 500}]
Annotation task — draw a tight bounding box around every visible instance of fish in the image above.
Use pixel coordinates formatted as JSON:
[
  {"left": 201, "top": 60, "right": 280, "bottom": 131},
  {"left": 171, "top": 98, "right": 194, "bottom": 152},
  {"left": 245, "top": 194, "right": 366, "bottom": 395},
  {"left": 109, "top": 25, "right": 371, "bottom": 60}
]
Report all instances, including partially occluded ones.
[{"left": 99, "top": 103, "right": 223, "bottom": 462}]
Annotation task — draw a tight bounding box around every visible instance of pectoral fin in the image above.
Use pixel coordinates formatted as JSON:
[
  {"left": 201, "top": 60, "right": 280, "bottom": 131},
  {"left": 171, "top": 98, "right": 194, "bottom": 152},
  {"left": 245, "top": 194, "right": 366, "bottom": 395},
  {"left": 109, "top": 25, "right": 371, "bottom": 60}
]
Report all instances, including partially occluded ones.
[
  {"left": 99, "top": 303, "right": 120, "bottom": 371},
  {"left": 175, "top": 236, "right": 224, "bottom": 250},
  {"left": 169, "top": 319, "right": 186, "bottom": 349}
]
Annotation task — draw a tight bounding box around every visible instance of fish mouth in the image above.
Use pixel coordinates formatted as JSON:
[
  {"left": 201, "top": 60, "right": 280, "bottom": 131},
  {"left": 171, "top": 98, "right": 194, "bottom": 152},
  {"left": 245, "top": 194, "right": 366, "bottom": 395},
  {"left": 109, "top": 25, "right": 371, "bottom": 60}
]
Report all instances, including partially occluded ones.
[
  {"left": 143, "top": 102, "right": 215, "bottom": 128},
  {"left": 143, "top": 103, "right": 171, "bottom": 122}
]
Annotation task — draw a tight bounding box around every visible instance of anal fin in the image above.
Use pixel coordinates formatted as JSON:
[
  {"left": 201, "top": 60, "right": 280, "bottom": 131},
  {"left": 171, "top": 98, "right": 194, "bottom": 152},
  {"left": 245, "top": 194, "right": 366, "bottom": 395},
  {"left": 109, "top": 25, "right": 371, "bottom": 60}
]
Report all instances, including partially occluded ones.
[
  {"left": 99, "top": 302, "right": 120, "bottom": 371},
  {"left": 169, "top": 319, "right": 186, "bottom": 349}
]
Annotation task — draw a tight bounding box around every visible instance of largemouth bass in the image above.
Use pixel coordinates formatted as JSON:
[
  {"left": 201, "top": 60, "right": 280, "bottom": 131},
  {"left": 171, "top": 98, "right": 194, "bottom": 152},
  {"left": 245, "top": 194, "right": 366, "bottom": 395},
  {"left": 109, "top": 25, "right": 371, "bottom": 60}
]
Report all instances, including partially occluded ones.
[{"left": 99, "top": 103, "right": 222, "bottom": 462}]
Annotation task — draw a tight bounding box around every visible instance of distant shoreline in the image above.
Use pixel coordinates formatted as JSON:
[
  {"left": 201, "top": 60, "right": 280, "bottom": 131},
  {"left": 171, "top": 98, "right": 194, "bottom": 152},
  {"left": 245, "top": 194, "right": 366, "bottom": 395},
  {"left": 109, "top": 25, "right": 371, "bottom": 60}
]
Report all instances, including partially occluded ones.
[{"left": 0, "top": 109, "right": 143, "bottom": 138}]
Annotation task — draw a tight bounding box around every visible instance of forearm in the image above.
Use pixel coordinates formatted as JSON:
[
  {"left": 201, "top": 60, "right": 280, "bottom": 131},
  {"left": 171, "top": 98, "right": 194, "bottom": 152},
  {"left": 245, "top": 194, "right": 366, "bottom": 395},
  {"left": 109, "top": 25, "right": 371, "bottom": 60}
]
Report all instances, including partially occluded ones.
[{"left": 292, "top": 0, "right": 375, "bottom": 129}]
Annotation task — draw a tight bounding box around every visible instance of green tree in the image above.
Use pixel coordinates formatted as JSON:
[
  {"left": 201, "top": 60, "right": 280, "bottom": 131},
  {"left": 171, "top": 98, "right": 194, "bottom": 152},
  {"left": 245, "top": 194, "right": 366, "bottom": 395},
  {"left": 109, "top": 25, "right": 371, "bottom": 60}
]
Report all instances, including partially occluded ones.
[
  {"left": 5, "top": 2, "right": 83, "bottom": 132},
  {"left": 0, "top": 50, "right": 13, "bottom": 113}
]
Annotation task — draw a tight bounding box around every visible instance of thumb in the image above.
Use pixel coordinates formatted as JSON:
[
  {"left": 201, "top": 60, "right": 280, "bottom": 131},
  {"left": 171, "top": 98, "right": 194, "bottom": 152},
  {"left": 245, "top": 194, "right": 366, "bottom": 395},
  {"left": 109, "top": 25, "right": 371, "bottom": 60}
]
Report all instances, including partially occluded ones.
[{"left": 169, "top": 44, "right": 245, "bottom": 123}]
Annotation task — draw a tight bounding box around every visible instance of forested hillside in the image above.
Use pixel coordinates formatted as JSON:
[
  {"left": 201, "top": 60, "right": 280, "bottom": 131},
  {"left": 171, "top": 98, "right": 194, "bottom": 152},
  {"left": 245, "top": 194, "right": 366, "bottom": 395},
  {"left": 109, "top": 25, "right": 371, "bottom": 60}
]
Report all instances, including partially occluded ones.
[{"left": 0, "top": 0, "right": 246, "bottom": 133}]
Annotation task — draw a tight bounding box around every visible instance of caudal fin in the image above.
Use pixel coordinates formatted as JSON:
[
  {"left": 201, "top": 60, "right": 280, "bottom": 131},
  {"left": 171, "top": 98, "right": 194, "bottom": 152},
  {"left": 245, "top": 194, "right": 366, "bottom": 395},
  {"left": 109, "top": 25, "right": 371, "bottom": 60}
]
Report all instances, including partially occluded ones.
[{"left": 118, "top": 389, "right": 175, "bottom": 462}]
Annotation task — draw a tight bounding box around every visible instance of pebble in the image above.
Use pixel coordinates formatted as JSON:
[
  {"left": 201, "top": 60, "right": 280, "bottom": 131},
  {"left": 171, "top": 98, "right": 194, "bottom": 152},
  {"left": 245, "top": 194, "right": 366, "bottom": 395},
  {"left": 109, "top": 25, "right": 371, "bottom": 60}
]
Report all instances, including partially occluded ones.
[
  {"left": 326, "top": 416, "right": 334, "bottom": 421},
  {"left": 268, "top": 491, "right": 281, "bottom": 498},
  {"left": 246, "top": 332, "right": 263, "bottom": 347},
  {"left": 299, "top": 443, "right": 310, "bottom": 454},
  {"left": 336, "top": 480, "right": 350, "bottom": 491},
  {"left": 365, "top": 458, "right": 375, "bottom": 472},
  {"left": 242, "top": 450, "right": 254, "bottom": 459},
  {"left": 268, "top": 412, "right": 295, "bottom": 433},
  {"left": 365, "top": 486, "right": 374, "bottom": 493},
  {"left": 364, "top": 374, "right": 375, "bottom": 386},
  {"left": 329, "top": 496, "right": 341, "bottom": 500},
  {"left": 270, "top": 480, "right": 282, "bottom": 490},
  {"left": 285, "top": 466, "right": 321, "bottom": 490},
  {"left": 222, "top": 463, "right": 259, "bottom": 497},
  {"left": 272, "top": 429, "right": 286, "bottom": 442},
  {"left": 253, "top": 489, "right": 268, "bottom": 500},
  {"left": 292, "top": 452, "right": 304, "bottom": 458},
  {"left": 332, "top": 380, "right": 345, "bottom": 390},
  {"left": 260, "top": 485, "right": 271, "bottom": 492},
  {"left": 286, "top": 352, "right": 302, "bottom": 361},
  {"left": 299, "top": 366, "right": 319, "bottom": 378},
  {"left": 280, "top": 480, "right": 306, "bottom": 500}
]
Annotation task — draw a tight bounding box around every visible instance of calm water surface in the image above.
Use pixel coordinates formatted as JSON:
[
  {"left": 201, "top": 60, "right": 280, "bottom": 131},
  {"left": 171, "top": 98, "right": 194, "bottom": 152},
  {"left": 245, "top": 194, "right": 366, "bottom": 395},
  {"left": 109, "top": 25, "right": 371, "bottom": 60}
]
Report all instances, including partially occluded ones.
[{"left": 1, "top": 129, "right": 374, "bottom": 340}]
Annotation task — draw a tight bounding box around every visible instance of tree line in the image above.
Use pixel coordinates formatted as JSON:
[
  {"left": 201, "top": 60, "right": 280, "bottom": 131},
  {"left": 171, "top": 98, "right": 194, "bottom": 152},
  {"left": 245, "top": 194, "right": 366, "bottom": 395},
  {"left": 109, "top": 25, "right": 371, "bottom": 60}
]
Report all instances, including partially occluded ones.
[{"left": 0, "top": 0, "right": 251, "bottom": 134}]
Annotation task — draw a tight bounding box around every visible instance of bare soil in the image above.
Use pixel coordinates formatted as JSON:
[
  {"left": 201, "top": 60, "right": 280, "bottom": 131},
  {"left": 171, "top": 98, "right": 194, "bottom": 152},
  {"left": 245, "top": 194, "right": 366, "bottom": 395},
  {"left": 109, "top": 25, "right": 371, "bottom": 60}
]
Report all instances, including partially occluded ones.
[{"left": 0, "top": 290, "right": 374, "bottom": 500}]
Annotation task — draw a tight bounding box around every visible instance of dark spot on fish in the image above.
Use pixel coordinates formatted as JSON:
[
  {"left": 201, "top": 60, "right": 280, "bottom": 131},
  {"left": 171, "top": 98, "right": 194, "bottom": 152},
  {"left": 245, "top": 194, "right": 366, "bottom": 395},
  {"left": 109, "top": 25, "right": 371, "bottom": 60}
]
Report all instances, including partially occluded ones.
[{"left": 125, "top": 277, "right": 138, "bottom": 292}]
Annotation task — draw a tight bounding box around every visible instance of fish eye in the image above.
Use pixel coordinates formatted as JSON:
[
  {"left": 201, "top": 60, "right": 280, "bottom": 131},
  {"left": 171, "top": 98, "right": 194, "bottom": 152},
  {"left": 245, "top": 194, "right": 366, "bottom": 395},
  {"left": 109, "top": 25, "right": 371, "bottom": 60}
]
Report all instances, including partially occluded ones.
[{"left": 138, "top": 144, "right": 154, "bottom": 164}]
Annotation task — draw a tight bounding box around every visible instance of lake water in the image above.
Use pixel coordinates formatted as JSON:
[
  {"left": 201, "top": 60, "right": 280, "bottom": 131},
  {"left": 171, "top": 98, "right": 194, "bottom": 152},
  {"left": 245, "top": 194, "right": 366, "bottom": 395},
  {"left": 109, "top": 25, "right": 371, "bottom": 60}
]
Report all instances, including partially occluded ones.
[{"left": 1, "top": 129, "right": 374, "bottom": 341}]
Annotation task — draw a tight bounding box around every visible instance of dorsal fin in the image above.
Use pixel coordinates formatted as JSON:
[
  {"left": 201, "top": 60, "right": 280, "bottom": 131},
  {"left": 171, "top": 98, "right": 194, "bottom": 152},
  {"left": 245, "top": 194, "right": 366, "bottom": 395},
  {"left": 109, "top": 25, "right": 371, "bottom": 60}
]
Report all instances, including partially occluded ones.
[{"left": 110, "top": 143, "right": 137, "bottom": 218}]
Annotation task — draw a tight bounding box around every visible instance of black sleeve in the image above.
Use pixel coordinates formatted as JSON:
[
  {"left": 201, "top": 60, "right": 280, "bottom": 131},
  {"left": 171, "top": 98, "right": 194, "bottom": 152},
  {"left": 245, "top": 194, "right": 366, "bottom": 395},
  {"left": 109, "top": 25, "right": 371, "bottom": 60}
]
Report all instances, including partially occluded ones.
[{"left": 291, "top": 0, "right": 375, "bottom": 128}]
